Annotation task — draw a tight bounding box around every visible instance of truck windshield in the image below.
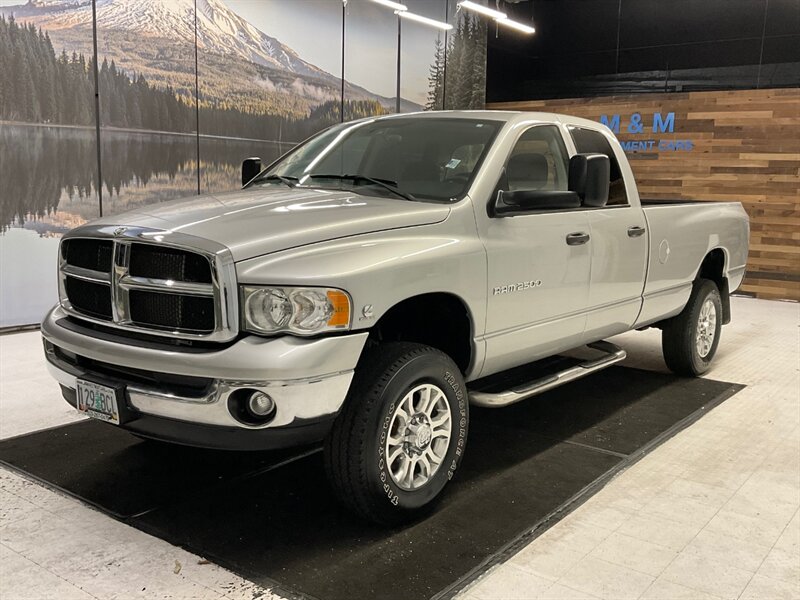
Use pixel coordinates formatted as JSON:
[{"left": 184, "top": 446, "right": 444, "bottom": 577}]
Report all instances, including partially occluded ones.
[{"left": 250, "top": 117, "right": 502, "bottom": 202}]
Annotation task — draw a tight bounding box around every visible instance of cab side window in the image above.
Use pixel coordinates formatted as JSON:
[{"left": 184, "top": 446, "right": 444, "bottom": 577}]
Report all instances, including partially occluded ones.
[
  {"left": 503, "top": 125, "right": 569, "bottom": 193},
  {"left": 568, "top": 126, "right": 628, "bottom": 206}
]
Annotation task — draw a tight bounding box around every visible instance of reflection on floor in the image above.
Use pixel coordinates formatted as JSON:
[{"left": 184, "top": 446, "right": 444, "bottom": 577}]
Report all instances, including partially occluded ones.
[{"left": 0, "top": 296, "right": 798, "bottom": 600}]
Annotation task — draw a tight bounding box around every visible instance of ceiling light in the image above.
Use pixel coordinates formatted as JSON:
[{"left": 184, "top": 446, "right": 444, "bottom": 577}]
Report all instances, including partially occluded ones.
[
  {"left": 458, "top": 1, "right": 506, "bottom": 20},
  {"left": 496, "top": 17, "right": 535, "bottom": 34},
  {"left": 397, "top": 11, "right": 453, "bottom": 30},
  {"left": 371, "top": 0, "right": 407, "bottom": 11}
]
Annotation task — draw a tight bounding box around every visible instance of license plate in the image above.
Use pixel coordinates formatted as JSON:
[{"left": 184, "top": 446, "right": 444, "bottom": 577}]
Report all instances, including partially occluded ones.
[{"left": 76, "top": 379, "right": 121, "bottom": 425}]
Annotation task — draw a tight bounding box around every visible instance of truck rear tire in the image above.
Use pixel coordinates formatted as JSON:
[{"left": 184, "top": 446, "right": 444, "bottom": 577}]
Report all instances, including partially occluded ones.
[
  {"left": 662, "top": 279, "right": 722, "bottom": 376},
  {"left": 324, "top": 342, "right": 469, "bottom": 525}
]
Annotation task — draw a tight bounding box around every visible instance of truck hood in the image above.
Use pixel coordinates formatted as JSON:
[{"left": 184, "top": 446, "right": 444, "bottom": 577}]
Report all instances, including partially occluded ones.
[{"left": 90, "top": 187, "right": 451, "bottom": 261}]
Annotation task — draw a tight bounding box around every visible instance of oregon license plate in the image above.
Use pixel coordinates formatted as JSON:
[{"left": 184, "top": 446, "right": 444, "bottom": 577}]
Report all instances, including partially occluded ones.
[{"left": 76, "top": 379, "right": 121, "bottom": 425}]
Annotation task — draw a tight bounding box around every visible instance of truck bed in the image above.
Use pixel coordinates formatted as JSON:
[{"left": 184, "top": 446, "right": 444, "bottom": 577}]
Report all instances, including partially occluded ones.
[{"left": 635, "top": 199, "right": 750, "bottom": 327}]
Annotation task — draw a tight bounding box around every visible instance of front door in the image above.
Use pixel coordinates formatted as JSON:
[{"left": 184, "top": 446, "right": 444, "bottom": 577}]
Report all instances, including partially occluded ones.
[{"left": 475, "top": 125, "right": 592, "bottom": 376}]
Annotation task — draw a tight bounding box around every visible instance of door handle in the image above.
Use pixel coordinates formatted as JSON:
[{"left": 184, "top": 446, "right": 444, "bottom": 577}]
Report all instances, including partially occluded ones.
[
  {"left": 566, "top": 232, "right": 590, "bottom": 246},
  {"left": 627, "top": 225, "right": 646, "bottom": 238}
]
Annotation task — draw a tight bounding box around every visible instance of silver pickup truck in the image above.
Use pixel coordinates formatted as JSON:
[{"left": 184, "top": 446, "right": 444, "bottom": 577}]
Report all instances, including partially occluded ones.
[{"left": 42, "top": 111, "right": 749, "bottom": 524}]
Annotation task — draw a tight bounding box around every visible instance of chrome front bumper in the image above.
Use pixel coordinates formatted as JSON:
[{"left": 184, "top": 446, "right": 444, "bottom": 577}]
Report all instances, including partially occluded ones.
[{"left": 42, "top": 306, "right": 368, "bottom": 433}]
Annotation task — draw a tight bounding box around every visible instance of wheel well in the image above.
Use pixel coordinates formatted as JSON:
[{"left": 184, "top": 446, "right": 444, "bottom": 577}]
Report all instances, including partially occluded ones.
[
  {"left": 697, "top": 249, "right": 731, "bottom": 323},
  {"left": 367, "top": 293, "right": 472, "bottom": 373}
]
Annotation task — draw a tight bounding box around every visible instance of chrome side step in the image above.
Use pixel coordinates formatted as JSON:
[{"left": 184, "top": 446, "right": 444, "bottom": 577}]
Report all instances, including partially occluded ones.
[{"left": 469, "top": 341, "right": 627, "bottom": 408}]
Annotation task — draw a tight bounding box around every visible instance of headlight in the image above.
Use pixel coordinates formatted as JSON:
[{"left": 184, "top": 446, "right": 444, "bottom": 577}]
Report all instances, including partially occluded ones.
[{"left": 241, "top": 286, "right": 351, "bottom": 335}]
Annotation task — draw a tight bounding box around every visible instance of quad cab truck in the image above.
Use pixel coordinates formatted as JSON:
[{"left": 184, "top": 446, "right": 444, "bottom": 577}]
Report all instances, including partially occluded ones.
[{"left": 43, "top": 111, "right": 749, "bottom": 524}]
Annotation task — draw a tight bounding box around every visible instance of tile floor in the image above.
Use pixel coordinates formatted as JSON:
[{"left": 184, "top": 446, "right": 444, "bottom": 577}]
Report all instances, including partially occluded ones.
[
  {"left": 1, "top": 296, "right": 798, "bottom": 600},
  {"left": 463, "top": 297, "right": 800, "bottom": 600}
]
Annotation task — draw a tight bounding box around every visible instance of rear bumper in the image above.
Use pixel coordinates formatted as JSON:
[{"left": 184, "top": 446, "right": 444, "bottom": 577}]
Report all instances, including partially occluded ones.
[{"left": 41, "top": 306, "right": 368, "bottom": 450}]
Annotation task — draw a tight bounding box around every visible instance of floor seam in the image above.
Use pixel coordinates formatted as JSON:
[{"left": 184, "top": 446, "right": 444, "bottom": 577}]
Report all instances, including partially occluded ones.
[{"left": 561, "top": 440, "right": 630, "bottom": 459}]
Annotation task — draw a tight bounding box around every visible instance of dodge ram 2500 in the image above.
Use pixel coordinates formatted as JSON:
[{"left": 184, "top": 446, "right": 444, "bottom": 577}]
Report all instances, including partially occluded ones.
[{"left": 42, "top": 111, "right": 749, "bottom": 524}]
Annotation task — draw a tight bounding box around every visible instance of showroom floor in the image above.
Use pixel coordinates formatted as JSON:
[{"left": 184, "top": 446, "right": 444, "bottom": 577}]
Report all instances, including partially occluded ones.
[{"left": 1, "top": 296, "right": 798, "bottom": 600}]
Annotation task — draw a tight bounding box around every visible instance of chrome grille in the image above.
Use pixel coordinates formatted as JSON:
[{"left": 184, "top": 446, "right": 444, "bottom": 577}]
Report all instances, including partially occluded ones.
[{"left": 58, "top": 227, "right": 238, "bottom": 341}]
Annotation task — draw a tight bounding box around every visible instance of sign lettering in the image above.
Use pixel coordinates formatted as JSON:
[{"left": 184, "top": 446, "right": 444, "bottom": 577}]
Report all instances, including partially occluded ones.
[{"left": 597, "top": 111, "right": 693, "bottom": 153}]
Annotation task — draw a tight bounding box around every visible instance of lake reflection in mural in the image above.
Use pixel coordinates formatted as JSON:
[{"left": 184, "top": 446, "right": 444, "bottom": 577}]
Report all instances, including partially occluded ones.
[{"left": 0, "top": 123, "right": 287, "bottom": 327}]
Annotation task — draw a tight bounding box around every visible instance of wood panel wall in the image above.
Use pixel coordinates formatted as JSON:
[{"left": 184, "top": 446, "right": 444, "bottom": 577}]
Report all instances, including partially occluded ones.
[{"left": 488, "top": 88, "right": 800, "bottom": 301}]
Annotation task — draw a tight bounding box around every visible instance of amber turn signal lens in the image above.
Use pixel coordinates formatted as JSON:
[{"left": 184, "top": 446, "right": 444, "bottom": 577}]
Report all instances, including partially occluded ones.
[{"left": 326, "top": 290, "right": 351, "bottom": 327}]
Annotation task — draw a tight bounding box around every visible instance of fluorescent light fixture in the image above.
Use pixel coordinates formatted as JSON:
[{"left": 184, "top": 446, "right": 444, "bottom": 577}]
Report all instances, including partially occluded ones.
[
  {"left": 496, "top": 17, "right": 535, "bottom": 34},
  {"left": 458, "top": 1, "right": 506, "bottom": 20},
  {"left": 397, "top": 10, "right": 453, "bottom": 30},
  {"left": 371, "top": 0, "right": 407, "bottom": 11}
]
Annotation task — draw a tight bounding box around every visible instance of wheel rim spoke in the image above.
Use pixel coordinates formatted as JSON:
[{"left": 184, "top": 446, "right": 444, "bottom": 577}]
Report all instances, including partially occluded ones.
[
  {"left": 387, "top": 446, "right": 404, "bottom": 465},
  {"left": 418, "top": 386, "right": 433, "bottom": 413},
  {"left": 430, "top": 412, "right": 450, "bottom": 428}
]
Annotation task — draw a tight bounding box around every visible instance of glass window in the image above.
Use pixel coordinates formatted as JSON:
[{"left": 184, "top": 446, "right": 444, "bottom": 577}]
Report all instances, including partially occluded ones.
[
  {"left": 251, "top": 117, "right": 502, "bottom": 202},
  {"left": 568, "top": 126, "right": 629, "bottom": 206},
  {"left": 502, "top": 125, "right": 569, "bottom": 193}
]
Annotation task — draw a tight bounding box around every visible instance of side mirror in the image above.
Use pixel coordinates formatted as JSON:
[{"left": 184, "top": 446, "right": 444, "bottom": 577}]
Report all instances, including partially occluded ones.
[
  {"left": 568, "top": 153, "right": 610, "bottom": 207},
  {"left": 242, "top": 157, "right": 262, "bottom": 186},
  {"left": 494, "top": 189, "right": 581, "bottom": 216}
]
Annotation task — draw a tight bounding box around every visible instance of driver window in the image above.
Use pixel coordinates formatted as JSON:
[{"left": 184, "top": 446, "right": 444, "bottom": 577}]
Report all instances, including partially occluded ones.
[{"left": 504, "top": 125, "right": 569, "bottom": 192}]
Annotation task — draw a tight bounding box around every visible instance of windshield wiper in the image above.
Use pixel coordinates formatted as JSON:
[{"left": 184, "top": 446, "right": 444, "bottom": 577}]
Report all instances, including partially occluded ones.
[
  {"left": 306, "top": 174, "right": 416, "bottom": 201},
  {"left": 254, "top": 174, "right": 298, "bottom": 188}
]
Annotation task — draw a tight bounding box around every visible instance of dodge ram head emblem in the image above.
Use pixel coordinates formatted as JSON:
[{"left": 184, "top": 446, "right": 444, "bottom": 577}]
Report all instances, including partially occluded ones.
[{"left": 113, "top": 227, "right": 127, "bottom": 236}]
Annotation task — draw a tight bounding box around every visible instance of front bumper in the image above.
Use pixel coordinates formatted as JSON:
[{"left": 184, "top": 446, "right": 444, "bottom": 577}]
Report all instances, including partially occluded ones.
[{"left": 41, "top": 306, "right": 368, "bottom": 449}]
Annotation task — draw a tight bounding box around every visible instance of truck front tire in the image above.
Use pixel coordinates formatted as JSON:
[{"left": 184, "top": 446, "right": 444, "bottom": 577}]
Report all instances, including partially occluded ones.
[
  {"left": 324, "top": 342, "right": 469, "bottom": 525},
  {"left": 662, "top": 279, "right": 723, "bottom": 376}
]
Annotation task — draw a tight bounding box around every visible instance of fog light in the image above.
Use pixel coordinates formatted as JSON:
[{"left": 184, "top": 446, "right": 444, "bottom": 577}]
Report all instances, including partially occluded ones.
[{"left": 246, "top": 391, "right": 275, "bottom": 418}]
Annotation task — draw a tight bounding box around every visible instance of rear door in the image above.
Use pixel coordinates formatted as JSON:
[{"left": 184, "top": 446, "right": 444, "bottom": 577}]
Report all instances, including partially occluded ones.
[
  {"left": 567, "top": 125, "right": 648, "bottom": 340},
  {"left": 474, "top": 124, "right": 591, "bottom": 376}
]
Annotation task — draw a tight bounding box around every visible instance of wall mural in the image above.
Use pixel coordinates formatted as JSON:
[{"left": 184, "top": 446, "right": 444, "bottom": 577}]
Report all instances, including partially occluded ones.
[{"left": 0, "top": 0, "right": 487, "bottom": 327}]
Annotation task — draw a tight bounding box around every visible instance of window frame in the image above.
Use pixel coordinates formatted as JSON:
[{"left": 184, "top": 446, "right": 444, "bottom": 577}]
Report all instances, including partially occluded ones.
[
  {"left": 566, "top": 125, "right": 631, "bottom": 208},
  {"left": 488, "top": 123, "right": 579, "bottom": 217}
]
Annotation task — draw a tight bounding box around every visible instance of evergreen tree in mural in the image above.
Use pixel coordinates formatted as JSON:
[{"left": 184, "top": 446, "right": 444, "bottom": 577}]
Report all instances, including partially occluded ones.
[
  {"left": 0, "top": 16, "right": 94, "bottom": 124},
  {"left": 426, "top": 35, "right": 445, "bottom": 111},
  {"left": 427, "top": 12, "right": 487, "bottom": 110}
]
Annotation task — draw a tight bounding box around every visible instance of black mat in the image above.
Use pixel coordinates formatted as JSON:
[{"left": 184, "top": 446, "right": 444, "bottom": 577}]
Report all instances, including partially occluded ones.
[{"left": 0, "top": 367, "right": 742, "bottom": 600}]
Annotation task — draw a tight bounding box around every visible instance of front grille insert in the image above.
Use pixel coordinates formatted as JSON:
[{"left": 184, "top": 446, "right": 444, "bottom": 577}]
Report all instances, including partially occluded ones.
[
  {"left": 62, "top": 239, "right": 113, "bottom": 273},
  {"left": 64, "top": 277, "right": 112, "bottom": 320},
  {"left": 129, "top": 290, "right": 215, "bottom": 333},
  {"left": 59, "top": 234, "right": 233, "bottom": 340},
  {"left": 129, "top": 244, "right": 212, "bottom": 284}
]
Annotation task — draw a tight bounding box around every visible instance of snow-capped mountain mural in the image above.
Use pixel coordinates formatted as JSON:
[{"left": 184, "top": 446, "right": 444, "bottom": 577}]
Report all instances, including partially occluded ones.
[
  {"left": 7, "top": 0, "right": 328, "bottom": 77},
  {"left": 0, "top": 0, "right": 419, "bottom": 114},
  {"left": 0, "top": 0, "right": 486, "bottom": 327}
]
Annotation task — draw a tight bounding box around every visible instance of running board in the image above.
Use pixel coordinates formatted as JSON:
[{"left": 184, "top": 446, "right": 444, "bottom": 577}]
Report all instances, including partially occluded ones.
[{"left": 469, "top": 341, "right": 627, "bottom": 408}]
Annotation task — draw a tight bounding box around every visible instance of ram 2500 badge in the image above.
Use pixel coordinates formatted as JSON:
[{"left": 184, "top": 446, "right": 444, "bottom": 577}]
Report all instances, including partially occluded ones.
[{"left": 42, "top": 111, "right": 749, "bottom": 524}]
